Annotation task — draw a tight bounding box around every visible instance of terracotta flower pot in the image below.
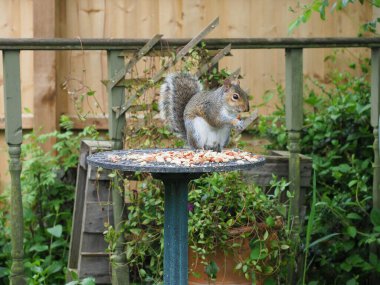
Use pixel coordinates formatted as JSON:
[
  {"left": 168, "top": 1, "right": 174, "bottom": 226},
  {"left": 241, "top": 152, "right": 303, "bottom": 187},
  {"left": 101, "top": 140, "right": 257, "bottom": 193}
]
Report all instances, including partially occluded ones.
[
  {"left": 188, "top": 223, "right": 281, "bottom": 285},
  {"left": 188, "top": 244, "right": 265, "bottom": 285}
]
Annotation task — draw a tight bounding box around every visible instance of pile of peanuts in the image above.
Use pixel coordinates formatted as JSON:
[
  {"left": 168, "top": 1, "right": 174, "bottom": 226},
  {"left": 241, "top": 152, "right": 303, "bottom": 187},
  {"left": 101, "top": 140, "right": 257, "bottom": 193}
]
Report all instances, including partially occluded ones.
[{"left": 108, "top": 149, "right": 261, "bottom": 167}]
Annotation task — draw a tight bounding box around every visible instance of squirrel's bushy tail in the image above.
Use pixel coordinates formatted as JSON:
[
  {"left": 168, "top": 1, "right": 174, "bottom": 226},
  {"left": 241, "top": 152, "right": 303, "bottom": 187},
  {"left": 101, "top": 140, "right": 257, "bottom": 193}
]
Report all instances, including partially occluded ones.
[{"left": 159, "top": 73, "right": 202, "bottom": 138}]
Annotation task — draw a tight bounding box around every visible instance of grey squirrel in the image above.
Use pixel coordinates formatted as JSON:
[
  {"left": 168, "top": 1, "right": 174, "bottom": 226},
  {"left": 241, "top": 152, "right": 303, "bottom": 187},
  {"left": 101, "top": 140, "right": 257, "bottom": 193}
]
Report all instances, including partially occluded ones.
[{"left": 159, "top": 72, "right": 250, "bottom": 152}]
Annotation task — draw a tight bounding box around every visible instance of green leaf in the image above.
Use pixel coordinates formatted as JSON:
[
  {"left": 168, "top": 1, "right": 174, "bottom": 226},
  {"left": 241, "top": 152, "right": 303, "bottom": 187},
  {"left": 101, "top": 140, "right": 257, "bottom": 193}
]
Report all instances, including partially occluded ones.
[
  {"left": 347, "top": 212, "right": 362, "bottom": 220},
  {"left": 337, "top": 163, "right": 351, "bottom": 173},
  {"left": 264, "top": 277, "right": 276, "bottom": 285},
  {"left": 308, "top": 233, "right": 340, "bottom": 249},
  {"left": 242, "top": 264, "right": 248, "bottom": 273},
  {"left": 250, "top": 245, "right": 261, "bottom": 260},
  {"left": 126, "top": 246, "right": 133, "bottom": 259},
  {"left": 235, "top": 262, "right": 243, "bottom": 270},
  {"left": 342, "top": 0, "right": 350, "bottom": 7},
  {"left": 82, "top": 277, "right": 96, "bottom": 285},
  {"left": 191, "top": 271, "right": 201, "bottom": 278},
  {"left": 263, "top": 230, "right": 269, "bottom": 241},
  {"left": 24, "top": 107, "right": 32, "bottom": 114},
  {"left": 346, "top": 278, "right": 357, "bottom": 285},
  {"left": 346, "top": 226, "right": 357, "bottom": 238},
  {"left": 374, "top": 226, "right": 380, "bottom": 233},
  {"left": 29, "top": 244, "right": 49, "bottom": 252},
  {"left": 288, "top": 18, "right": 301, "bottom": 34},
  {"left": 369, "top": 252, "right": 378, "bottom": 265},
  {"left": 346, "top": 254, "right": 364, "bottom": 265},
  {"left": 280, "top": 244, "right": 290, "bottom": 250},
  {"left": 139, "top": 268, "right": 147, "bottom": 277},
  {"left": 205, "top": 261, "right": 219, "bottom": 279},
  {"left": 371, "top": 208, "right": 380, "bottom": 226},
  {"left": 44, "top": 261, "right": 62, "bottom": 275},
  {"left": 301, "top": 9, "right": 312, "bottom": 23},
  {"left": 0, "top": 267, "right": 9, "bottom": 279},
  {"left": 47, "top": 224, "right": 63, "bottom": 238},
  {"left": 263, "top": 265, "right": 274, "bottom": 274},
  {"left": 373, "top": 0, "right": 380, "bottom": 7},
  {"left": 341, "top": 262, "right": 352, "bottom": 272},
  {"left": 265, "top": 216, "right": 275, "bottom": 227},
  {"left": 129, "top": 228, "right": 142, "bottom": 236}
]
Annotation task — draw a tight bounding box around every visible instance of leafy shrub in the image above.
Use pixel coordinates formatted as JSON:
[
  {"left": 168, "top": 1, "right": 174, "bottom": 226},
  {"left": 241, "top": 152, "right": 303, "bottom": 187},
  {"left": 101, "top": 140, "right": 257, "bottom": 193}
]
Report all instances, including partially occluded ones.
[
  {"left": 0, "top": 116, "right": 99, "bottom": 285},
  {"left": 259, "top": 58, "right": 380, "bottom": 284},
  {"left": 112, "top": 172, "right": 290, "bottom": 284}
]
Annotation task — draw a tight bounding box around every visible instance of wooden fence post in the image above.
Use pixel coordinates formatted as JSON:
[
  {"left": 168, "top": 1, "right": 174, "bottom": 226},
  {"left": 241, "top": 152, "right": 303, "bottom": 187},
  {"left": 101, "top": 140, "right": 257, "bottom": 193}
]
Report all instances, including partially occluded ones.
[
  {"left": 3, "top": 50, "right": 26, "bottom": 285},
  {"left": 371, "top": 48, "right": 380, "bottom": 211},
  {"left": 370, "top": 48, "right": 380, "bottom": 282},
  {"left": 285, "top": 48, "right": 304, "bottom": 284},
  {"left": 107, "top": 50, "right": 129, "bottom": 285}
]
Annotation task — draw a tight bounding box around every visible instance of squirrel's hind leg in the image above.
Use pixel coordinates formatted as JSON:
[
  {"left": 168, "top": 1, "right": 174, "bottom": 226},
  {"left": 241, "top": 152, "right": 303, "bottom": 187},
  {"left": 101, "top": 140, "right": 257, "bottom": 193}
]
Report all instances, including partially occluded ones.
[
  {"left": 185, "top": 118, "right": 207, "bottom": 149},
  {"left": 204, "top": 143, "right": 219, "bottom": 152}
]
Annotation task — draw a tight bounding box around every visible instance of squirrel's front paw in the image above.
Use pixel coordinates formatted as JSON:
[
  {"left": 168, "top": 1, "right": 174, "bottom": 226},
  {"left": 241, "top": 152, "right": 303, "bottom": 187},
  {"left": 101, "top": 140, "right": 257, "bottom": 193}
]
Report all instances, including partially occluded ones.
[{"left": 234, "top": 120, "right": 245, "bottom": 131}]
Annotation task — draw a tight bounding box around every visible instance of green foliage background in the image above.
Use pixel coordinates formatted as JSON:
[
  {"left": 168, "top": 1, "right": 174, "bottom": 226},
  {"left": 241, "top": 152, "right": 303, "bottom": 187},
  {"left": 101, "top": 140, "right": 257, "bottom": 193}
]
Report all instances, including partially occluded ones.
[{"left": 259, "top": 56, "right": 380, "bottom": 284}]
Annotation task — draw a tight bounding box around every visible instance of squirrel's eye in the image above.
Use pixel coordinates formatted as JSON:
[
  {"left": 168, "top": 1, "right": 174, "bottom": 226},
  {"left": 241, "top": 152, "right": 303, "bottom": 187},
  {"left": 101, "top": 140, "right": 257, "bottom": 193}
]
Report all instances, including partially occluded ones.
[{"left": 232, "top": 94, "right": 239, "bottom": 100}]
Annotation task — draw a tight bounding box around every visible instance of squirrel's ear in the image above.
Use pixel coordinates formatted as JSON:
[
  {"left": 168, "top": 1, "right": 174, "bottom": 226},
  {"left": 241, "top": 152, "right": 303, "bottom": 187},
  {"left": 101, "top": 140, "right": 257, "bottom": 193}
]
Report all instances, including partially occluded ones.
[
  {"left": 223, "top": 78, "right": 232, "bottom": 90},
  {"left": 232, "top": 79, "right": 240, "bottom": 86}
]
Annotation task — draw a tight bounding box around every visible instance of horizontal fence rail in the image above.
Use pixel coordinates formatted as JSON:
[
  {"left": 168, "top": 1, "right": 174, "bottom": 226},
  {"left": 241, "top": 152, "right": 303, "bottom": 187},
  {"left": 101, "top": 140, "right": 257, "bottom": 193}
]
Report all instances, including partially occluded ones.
[{"left": 1, "top": 37, "right": 380, "bottom": 50}]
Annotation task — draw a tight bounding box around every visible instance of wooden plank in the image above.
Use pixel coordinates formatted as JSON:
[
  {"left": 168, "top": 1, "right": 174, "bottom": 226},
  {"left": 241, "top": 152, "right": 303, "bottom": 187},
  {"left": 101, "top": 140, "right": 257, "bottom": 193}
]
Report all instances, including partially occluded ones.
[
  {"left": 86, "top": 180, "right": 112, "bottom": 202},
  {"left": 83, "top": 198, "right": 113, "bottom": 234},
  {"left": 78, "top": 255, "right": 111, "bottom": 284},
  {"left": 242, "top": 153, "right": 312, "bottom": 188},
  {"left": 0, "top": 37, "right": 375, "bottom": 51},
  {"left": 226, "top": 68, "right": 241, "bottom": 80},
  {"left": 371, "top": 48, "right": 380, "bottom": 283},
  {"left": 285, "top": 48, "right": 304, "bottom": 285},
  {"left": 118, "top": 17, "right": 220, "bottom": 117},
  {"left": 81, "top": 233, "right": 109, "bottom": 253},
  {"left": 108, "top": 34, "right": 163, "bottom": 89},
  {"left": 3, "top": 50, "right": 22, "bottom": 145},
  {"left": 67, "top": 160, "right": 87, "bottom": 270},
  {"left": 67, "top": 140, "right": 114, "bottom": 283},
  {"left": 0, "top": 114, "right": 33, "bottom": 130},
  {"left": 372, "top": 48, "right": 380, "bottom": 127},
  {"left": 195, "top": 44, "right": 232, "bottom": 78},
  {"left": 173, "top": 17, "right": 219, "bottom": 64},
  {"left": 3, "top": 49, "right": 26, "bottom": 285},
  {"left": 285, "top": 48, "right": 303, "bottom": 131},
  {"left": 89, "top": 168, "right": 112, "bottom": 181},
  {"left": 69, "top": 115, "right": 109, "bottom": 130},
  {"left": 151, "top": 17, "right": 219, "bottom": 83},
  {"left": 33, "top": 0, "right": 57, "bottom": 149},
  {"left": 107, "top": 50, "right": 125, "bottom": 148}
]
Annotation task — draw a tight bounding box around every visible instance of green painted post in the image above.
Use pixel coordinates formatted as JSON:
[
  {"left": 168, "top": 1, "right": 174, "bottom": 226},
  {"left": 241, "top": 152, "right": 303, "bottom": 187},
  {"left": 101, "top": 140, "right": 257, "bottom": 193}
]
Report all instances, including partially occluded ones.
[
  {"left": 370, "top": 48, "right": 380, "bottom": 282},
  {"left": 371, "top": 48, "right": 380, "bottom": 210},
  {"left": 162, "top": 176, "right": 191, "bottom": 285},
  {"left": 285, "top": 48, "right": 303, "bottom": 284},
  {"left": 3, "top": 50, "right": 26, "bottom": 285},
  {"left": 107, "top": 50, "right": 129, "bottom": 285}
]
